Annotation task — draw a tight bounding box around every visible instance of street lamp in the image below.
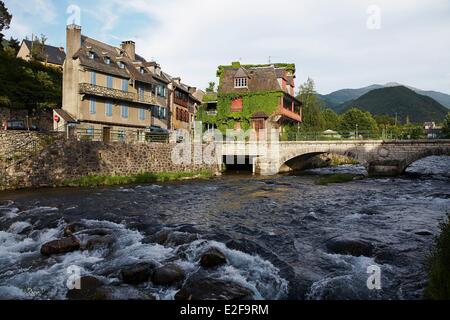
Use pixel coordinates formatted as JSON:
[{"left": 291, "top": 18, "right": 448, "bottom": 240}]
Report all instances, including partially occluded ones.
[{"left": 355, "top": 124, "right": 359, "bottom": 140}]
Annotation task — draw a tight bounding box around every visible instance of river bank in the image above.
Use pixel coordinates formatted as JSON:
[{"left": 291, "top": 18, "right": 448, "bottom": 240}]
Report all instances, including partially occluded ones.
[{"left": 0, "top": 156, "right": 449, "bottom": 300}]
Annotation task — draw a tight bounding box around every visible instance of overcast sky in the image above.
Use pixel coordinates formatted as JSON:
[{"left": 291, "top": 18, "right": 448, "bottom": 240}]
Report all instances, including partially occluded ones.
[{"left": 4, "top": 0, "right": 450, "bottom": 94}]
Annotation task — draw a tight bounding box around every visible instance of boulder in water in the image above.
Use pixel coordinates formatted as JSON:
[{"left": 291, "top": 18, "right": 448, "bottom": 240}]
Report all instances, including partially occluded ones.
[
  {"left": 67, "top": 276, "right": 104, "bottom": 300},
  {"left": 41, "top": 237, "right": 80, "bottom": 256},
  {"left": 326, "top": 238, "right": 374, "bottom": 257},
  {"left": 94, "top": 286, "right": 155, "bottom": 300},
  {"left": 120, "top": 262, "right": 157, "bottom": 285},
  {"left": 85, "top": 235, "right": 116, "bottom": 251},
  {"left": 151, "top": 264, "right": 185, "bottom": 287},
  {"left": 175, "top": 278, "right": 254, "bottom": 300},
  {"left": 200, "top": 247, "right": 227, "bottom": 269},
  {"left": 147, "top": 229, "right": 198, "bottom": 246}
]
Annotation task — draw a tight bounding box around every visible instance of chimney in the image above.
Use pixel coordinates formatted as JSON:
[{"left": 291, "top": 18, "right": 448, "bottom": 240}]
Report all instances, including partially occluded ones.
[
  {"left": 173, "top": 77, "right": 181, "bottom": 85},
  {"left": 155, "top": 64, "right": 161, "bottom": 76},
  {"left": 188, "top": 87, "right": 196, "bottom": 94},
  {"left": 66, "top": 24, "right": 81, "bottom": 58},
  {"left": 121, "top": 40, "right": 135, "bottom": 61}
]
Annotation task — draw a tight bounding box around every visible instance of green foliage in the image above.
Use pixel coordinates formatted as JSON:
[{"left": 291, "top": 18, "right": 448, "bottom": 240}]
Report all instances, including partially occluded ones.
[
  {"left": 339, "top": 108, "right": 379, "bottom": 132},
  {"left": 30, "top": 34, "right": 48, "bottom": 62},
  {"left": 374, "top": 114, "right": 396, "bottom": 127},
  {"left": 0, "top": 50, "right": 62, "bottom": 111},
  {"left": 62, "top": 170, "right": 214, "bottom": 188},
  {"left": 322, "top": 109, "right": 340, "bottom": 131},
  {"left": 198, "top": 91, "right": 283, "bottom": 132},
  {"left": 298, "top": 78, "right": 325, "bottom": 131},
  {"left": 206, "top": 82, "right": 216, "bottom": 93},
  {"left": 442, "top": 112, "right": 450, "bottom": 139},
  {"left": 0, "top": 1, "right": 12, "bottom": 45},
  {"left": 426, "top": 219, "right": 450, "bottom": 299},
  {"left": 337, "top": 86, "right": 448, "bottom": 123}
]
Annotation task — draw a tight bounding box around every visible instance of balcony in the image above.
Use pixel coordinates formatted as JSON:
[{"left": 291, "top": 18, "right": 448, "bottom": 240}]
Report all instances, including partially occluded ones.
[
  {"left": 277, "top": 107, "right": 302, "bottom": 122},
  {"left": 206, "top": 110, "right": 218, "bottom": 116},
  {"left": 173, "top": 96, "right": 189, "bottom": 108},
  {"left": 79, "top": 83, "right": 158, "bottom": 105}
]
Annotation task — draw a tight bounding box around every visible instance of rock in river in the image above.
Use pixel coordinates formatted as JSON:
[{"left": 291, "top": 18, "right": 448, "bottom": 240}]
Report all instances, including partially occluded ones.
[
  {"left": 67, "top": 276, "right": 154, "bottom": 300},
  {"left": 175, "top": 278, "right": 254, "bottom": 301},
  {"left": 41, "top": 237, "right": 80, "bottom": 256},
  {"left": 326, "top": 238, "right": 374, "bottom": 257},
  {"left": 151, "top": 264, "right": 185, "bottom": 287},
  {"left": 120, "top": 262, "right": 157, "bottom": 285},
  {"left": 200, "top": 247, "right": 227, "bottom": 269}
]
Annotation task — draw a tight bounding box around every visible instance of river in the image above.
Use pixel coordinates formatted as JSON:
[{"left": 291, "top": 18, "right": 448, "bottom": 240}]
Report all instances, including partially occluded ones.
[{"left": 0, "top": 156, "right": 449, "bottom": 300}]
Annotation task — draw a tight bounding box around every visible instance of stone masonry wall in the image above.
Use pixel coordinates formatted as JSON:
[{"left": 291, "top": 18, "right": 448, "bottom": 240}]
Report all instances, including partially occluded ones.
[{"left": 1, "top": 133, "right": 219, "bottom": 190}]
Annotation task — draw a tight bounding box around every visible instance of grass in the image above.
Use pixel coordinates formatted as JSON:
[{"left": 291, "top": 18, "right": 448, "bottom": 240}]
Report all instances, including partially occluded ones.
[
  {"left": 425, "top": 219, "right": 450, "bottom": 300},
  {"left": 316, "top": 173, "right": 358, "bottom": 186},
  {"left": 62, "top": 170, "right": 215, "bottom": 188}
]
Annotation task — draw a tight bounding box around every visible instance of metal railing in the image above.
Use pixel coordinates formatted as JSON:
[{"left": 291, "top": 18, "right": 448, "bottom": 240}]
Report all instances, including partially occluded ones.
[
  {"left": 74, "top": 128, "right": 169, "bottom": 144},
  {"left": 281, "top": 130, "right": 438, "bottom": 141}
]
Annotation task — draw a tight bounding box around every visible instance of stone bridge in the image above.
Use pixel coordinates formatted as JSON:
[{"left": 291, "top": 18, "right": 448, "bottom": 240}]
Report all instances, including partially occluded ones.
[{"left": 217, "top": 140, "right": 450, "bottom": 176}]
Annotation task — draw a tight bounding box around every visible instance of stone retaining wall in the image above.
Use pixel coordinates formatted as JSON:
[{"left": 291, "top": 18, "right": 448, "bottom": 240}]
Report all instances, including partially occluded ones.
[{"left": 1, "top": 132, "right": 219, "bottom": 190}]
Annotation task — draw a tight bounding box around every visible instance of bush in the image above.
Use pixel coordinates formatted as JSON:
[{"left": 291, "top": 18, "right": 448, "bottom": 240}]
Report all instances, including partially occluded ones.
[{"left": 426, "top": 219, "right": 450, "bottom": 299}]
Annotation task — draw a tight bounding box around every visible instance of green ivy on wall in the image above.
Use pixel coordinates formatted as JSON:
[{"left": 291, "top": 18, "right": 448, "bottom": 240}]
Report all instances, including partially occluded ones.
[{"left": 198, "top": 91, "right": 283, "bottom": 132}]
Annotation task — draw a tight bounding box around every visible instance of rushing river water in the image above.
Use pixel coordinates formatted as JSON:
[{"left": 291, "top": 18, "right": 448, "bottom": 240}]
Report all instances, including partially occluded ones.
[{"left": 0, "top": 156, "right": 449, "bottom": 300}]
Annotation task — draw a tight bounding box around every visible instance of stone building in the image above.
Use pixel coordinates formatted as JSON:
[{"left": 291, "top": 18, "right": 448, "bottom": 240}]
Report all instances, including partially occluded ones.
[
  {"left": 164, "top": 74, "right": 202, "bottom": 132},
  {"left": 58, "top": 24, "right": 170, "bottom": 142},
  {"left": 16, "top": 39, "right": 66, "bottom": 69},
  {"left": 198, "top": 62, "right": 302, "bottom": 135}
]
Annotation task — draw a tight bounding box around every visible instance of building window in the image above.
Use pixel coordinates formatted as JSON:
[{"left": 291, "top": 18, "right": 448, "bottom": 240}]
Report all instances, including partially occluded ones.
[
  {"left": 104, "top": 57, "right": 111, "bottom": 65},
  {"left": 107, "top": 75, "right": 113, "bottom": 89},
  {"left": 231, "top": 98, "right": 243, "bottom": 112},
  {"left": 140, "top": 67, "right": 145, "bottom": 74},
  {"left": 88, "top": 51, "right": 95, "bottom": 60},
  {"left": 105, "top": 101, "right": 113, "bottom": 117},
  {"left": 139, "top": 108, "right": 145, "bottom": 120},
  {"left": 89, "top": 98, "right": 96, "bottom": 114},
  {"left": 118, "top": 130, "right": 125, "bottom": 142},
  {"left": 121, "top": 103, "right": 129, "bottom": 118},
  {"left": 90, "top": 71, "right": 97, "bottom": 85},
  {"left": 118, "top": 61, "right": 125, "bottom": 69},
  {"left": 87, "top": 127, "right": 94, "bottom": 136},
  {"left": 157, "top": 85, "right": 166, "bottom": 97},
  {"left": 160, "top": 107, "right": 167, "bottom": 119},
  {"left": 138, "top": 86, "right": 145, "bottom": 101},
  {"left": 234, "top": 77, "right": 248, "bottom": 88},
  {"left": 122, "top": 79, "right": 128, "bottom": 92}
]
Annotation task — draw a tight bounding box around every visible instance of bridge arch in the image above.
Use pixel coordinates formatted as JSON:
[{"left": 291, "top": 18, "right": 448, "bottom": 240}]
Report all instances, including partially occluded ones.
[
  {"left": 401, "top": 147, "right": 450, "bottom": 173},
  {"left": 278, "top": 149, "right": 365, "bottom": 173}
]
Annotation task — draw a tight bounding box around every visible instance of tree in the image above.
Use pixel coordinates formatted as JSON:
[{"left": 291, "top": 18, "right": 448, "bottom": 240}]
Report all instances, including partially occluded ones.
[
  {"left": 298, "top": 78, "right": 325, "bottom": 131},
  {"left": 322, "top": 108, "right": 340, "bottom": 131},
  {"left": 339, "top": 107, "right": 378, "bottom": 134},
  {"left": 206, "top": 82, "right": 216, "bottom": 93},
  {"left": 30, "top": 34, "right": 48, "bottom": 61},
  {"left": 0, "top": 1, "right": 12, "bottom": 47},
  {"left": 443, "top": 112, "right": 450, "bottom": 139}
]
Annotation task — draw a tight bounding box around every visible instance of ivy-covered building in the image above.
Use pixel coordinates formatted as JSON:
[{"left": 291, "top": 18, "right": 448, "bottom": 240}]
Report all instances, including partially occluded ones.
[{"left": 198, "top": 62, "right": 302, "bottom": 134}]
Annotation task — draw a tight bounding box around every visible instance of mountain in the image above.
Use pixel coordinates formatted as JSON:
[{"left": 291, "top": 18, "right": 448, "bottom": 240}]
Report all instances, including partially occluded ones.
[
  {"left": 317, "top": 85, "right": 384, "bottom": 109},
  {"left": 336, "top": 86, "right": 449, "bottom": 123},
  {"left": 319, "top": 83, "right": 450, "bottom": 110}
]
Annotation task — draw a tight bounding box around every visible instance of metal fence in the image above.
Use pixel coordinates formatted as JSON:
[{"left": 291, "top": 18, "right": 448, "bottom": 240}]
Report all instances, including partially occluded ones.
[
  {"left": 282, "top": 130, "right": 432, "bottom": 141},
  {"left": 74, "top": 128, "right": 169, "bottom": 144}
]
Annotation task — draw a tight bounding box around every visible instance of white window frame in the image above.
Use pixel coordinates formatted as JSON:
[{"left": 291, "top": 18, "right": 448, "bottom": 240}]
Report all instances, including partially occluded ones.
[{"left": 234, "top": 77, "right": 248, "bottom": 88}]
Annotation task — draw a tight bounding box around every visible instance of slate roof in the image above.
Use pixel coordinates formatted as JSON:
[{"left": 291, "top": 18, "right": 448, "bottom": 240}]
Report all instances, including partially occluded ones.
[
  {"left": 220, "top": 64, "right": 296, "bottom": 94},
  {"left": 23, "top": 40, "right": 66, "bottom": 66}
]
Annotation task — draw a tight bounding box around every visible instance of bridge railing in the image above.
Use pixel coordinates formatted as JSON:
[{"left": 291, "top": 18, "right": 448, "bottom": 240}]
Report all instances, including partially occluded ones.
[{"left": 282, "top": 131, "right": 416, "bottom": 141}]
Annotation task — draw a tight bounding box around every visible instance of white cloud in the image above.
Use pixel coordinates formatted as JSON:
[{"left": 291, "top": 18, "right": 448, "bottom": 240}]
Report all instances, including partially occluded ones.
[
  {"left": 13, "top": 0, "right": 57, "bottom": 24},
  {"left": 102, "top": 0, "right": 450, "bottom": 94}
]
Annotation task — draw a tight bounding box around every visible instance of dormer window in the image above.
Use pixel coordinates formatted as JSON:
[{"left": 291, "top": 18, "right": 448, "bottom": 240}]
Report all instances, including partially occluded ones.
[
  {"left": 87, "top": 51, "right": 95, "bottom": 60},
  {"left": 234, "top": 77, "right": 248, "bottom": 88},
  {"left": 118, "top": 61, "right": 125, "bottom": 69},
  {"left": 104, "top": 57, "right": 111, "bottom": 65},
  {"left": 140, "top": 67, "right": 145, "bottom": 74}
]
